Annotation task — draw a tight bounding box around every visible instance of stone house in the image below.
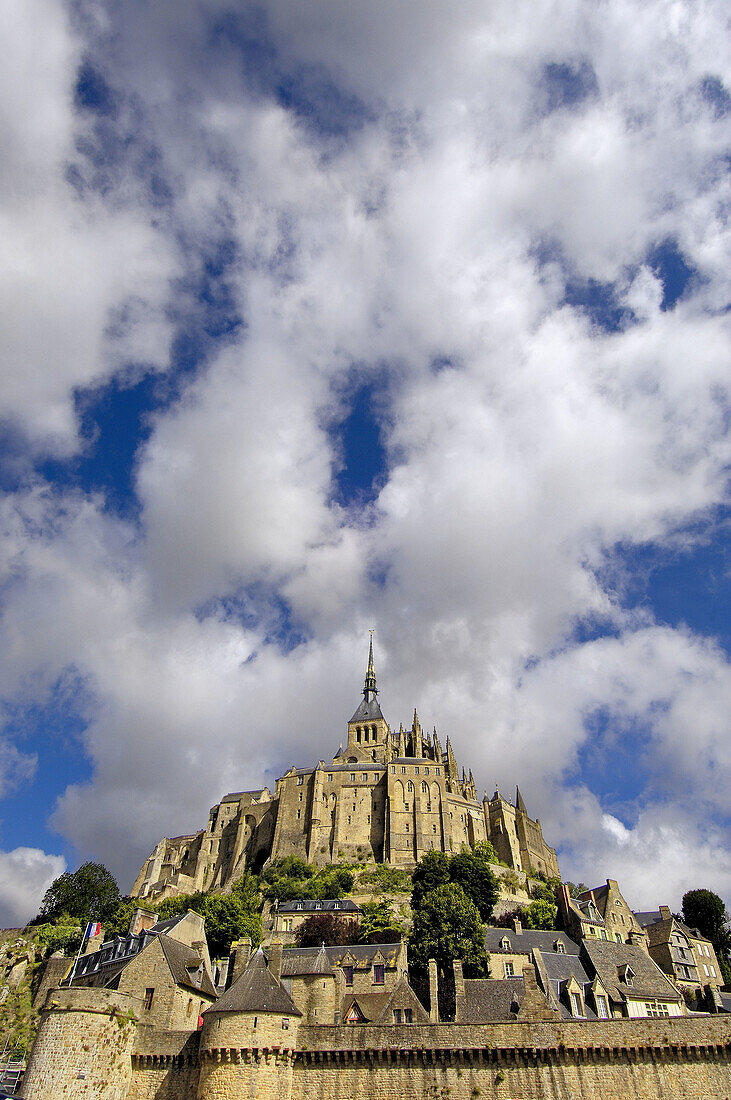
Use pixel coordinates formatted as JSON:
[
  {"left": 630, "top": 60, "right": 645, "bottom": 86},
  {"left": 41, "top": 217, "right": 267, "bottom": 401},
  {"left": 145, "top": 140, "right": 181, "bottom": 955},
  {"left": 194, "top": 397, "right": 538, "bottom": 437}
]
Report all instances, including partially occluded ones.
[
  {"left": 557, "top": 880, "right": 647, "bottom": 945},
  {"left": 483, "top": 920, "right": 579, "bottom": 978},
  {"left": 579, "top": 939, "right": 685, "bottom": 1018},
  {"left": 272, "top": 897, "right": 361, "bottom": 942},
  {"left": 635, "top": 906, "right": 723, "bottom": 1001},
  {"left": 67, "top": 909, "right": 217, "bottom": 1028},
  {"left": 131, "top": 641, "right": 559, "bottom": 900}
]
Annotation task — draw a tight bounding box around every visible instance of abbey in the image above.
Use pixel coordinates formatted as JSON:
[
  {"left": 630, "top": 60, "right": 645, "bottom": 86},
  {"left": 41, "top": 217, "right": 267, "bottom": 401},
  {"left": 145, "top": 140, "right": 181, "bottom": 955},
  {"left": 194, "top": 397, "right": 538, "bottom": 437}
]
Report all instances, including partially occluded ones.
[{"left": 131, "top": 641, "right": 559, "bottom": 901}]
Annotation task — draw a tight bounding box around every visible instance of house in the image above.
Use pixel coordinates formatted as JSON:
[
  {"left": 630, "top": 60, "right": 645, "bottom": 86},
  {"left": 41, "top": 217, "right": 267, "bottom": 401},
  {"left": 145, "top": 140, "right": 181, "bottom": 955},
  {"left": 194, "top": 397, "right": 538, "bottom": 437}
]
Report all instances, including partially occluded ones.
[
  {"left": 557, "top": 880, "right": 646, "bottom": 946},
  {"left": 272, "top": 898, "right": 361, "bottom": 942},
  {"left": 579, "top": 939, "right": 685, "bottom": 1018},
  {"left": 483, "top": 920, "right": 578, "bottom": 978},
  {"left": 635, "top": 906, "right": 723, "bottom": 1003},
  {"left": 68, "top": 909, "right": 217, "bottom": 1028}
]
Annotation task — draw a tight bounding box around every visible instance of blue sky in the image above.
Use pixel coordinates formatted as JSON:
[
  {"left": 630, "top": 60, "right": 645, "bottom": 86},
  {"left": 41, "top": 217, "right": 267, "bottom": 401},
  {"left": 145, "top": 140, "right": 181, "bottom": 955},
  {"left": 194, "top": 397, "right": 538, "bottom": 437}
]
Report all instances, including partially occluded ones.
[{"left": 0, "top": 0, "right": 728, "bottom": 925}]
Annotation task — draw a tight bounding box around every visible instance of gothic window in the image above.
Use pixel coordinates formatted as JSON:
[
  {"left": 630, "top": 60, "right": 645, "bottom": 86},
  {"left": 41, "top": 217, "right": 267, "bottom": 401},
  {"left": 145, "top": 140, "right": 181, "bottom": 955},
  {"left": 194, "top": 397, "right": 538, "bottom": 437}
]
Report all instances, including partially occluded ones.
[
  {"left": 371, "top": 725, "right": 377, "bottom": 737},
  {"left": 356, "top": 728, "right": 361, "bottom": 743},
  {"left": 421, "top": 782, "right": 428, "bottom": 793},
  {"left": 407, "top": 781, "right": 413, "bottom": 792}
]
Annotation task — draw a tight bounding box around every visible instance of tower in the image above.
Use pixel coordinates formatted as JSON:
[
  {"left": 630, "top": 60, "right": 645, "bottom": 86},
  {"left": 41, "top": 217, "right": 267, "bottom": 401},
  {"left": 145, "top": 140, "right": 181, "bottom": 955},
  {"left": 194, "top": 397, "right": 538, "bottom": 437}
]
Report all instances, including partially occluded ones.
[{"left": 346, "top": 634, "right": 390, "bottom": 762}]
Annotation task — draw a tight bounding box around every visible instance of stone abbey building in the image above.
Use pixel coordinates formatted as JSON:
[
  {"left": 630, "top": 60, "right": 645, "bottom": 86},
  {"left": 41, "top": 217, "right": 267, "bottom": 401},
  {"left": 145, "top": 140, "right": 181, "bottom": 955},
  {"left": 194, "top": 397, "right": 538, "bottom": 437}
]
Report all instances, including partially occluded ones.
[{"left": 132, "top": 642, "right": 558, "bottom": 901}]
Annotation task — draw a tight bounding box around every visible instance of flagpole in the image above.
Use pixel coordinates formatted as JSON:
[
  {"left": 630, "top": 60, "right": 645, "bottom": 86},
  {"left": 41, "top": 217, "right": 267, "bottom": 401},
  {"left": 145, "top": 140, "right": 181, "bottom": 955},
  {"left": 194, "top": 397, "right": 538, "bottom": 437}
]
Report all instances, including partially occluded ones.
[{"left": 65, "top": 921, "right": 92, "bottom": 986}]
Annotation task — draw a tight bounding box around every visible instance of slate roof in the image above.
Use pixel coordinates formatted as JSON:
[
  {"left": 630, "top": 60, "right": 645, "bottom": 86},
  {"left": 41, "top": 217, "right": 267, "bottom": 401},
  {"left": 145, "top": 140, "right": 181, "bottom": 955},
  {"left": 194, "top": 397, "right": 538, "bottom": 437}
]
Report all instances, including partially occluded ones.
[
  {"left": 270, "top": 942, "right": 399, "bottom": 976},
  {"left": 580, "top": 940, "right": 682, "bottom": 1004},
  {"left": 220, "top": 789, "right": 265, "bottom": 803},
  {"left": 207, "top": 949, "right": 301, "bottom": 1016},
  {"left": 536, "top": 950, "right": 599, "bottom": 1019},
  {"left": 342, "top": 993, "right": 389, "bottom": 1022},
  {"left": 158, "top": 934, "right": 217, "bottom": 998},
  {"left": 277, "top": 899, "right": 360, "bottom": 914},
  {"left": 349, "top": 696, "right": 385, "bottom": 723},
  {"left": 278, "top": 945, "right": 334, "bottom": 978},
  {"left": 458, "top": 977, "right": 525, "bottom": 1022},
  {"left": 635, "top": 911, "right": 711, "bottom": 943},
  {"left": 484, "top": 928, "right": 579, "bottom": 955}
]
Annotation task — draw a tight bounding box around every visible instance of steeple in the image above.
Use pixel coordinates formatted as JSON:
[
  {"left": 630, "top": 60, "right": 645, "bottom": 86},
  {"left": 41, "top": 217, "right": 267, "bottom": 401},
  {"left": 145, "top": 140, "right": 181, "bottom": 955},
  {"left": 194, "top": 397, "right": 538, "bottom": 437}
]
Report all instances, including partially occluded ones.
[
  {"left": 363, "top": 632, "right": 378, "bottom": 701},
  {"left": 515, "top": 786, "right": 528, "bottom": 815}
]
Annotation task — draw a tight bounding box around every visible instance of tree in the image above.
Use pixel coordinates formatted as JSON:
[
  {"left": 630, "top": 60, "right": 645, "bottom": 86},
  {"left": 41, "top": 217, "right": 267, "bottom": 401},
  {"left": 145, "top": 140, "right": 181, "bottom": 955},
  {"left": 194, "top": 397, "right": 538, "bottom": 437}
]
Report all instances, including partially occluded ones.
[
  {"left": 409, "top": 883, "right": 488, "bottom": 976},
  {"left": 448, "top": 849, "right": 500, "bottom": 922},
  {"left": 357, "top": 901, "right": 404, "bottom": 944},
  {"left": 294, "top": 913, "right": 359, "bottom": 947},
  {"left": 682, "top": 889, "right": 731, "bottom": 984},
  {"left": 156, "top": 873, "right": 263, "bottom": 957},
  {"left": 411, "top": 851, "right": 449, "bottom": 910},
  {"left": 37, "top": 862, "right": 120, "bottom": 924},
  {"left": 521, "top": 899, "right": 557, "bottom": 930}
]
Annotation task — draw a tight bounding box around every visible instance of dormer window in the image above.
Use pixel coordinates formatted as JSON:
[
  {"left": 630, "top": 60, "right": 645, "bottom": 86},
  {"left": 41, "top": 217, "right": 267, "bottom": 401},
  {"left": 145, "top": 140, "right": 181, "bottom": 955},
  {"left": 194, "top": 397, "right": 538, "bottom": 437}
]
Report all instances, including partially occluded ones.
[
  {"left": 570, "top": 991, "right": 583, "bottom": 1017},
  {"left": 500, "top": 937, "right": 511, "bottom": 950},
  {"left": 555, "top": 941, "right": 565, "bottom": 953}
]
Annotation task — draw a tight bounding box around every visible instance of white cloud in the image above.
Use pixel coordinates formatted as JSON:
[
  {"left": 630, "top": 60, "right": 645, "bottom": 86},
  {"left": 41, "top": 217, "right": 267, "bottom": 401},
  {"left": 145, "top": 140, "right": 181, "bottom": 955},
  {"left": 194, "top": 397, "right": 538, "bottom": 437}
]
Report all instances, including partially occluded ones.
[
  {"left": 0, "top": 0, "right": 728, "bottom": 909},
  {"left": 0, "top": 848, "right": 66, "bottom": 928}
]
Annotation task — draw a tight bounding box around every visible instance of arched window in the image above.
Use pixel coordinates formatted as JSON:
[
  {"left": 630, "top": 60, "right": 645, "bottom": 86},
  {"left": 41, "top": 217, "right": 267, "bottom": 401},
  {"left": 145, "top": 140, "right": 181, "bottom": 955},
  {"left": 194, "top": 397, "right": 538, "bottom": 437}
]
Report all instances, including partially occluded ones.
[
  {"left": 356, "top": 727, "right": 362, "bottom": 743},
  {"left": 421, "top": 781, "right": 428, "bottom": 793},
  {"left": 371, "top": 725, "right": 377, "bottom": 738},
  {"left": 407, "top": 781, "right": 414, "bottom": 792}
]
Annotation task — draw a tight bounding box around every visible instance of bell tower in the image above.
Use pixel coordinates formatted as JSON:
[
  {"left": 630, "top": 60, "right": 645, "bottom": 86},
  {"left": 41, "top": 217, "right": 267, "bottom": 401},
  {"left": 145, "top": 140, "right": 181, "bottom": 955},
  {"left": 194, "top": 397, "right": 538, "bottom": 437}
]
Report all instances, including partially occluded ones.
[{"left": 345, "top": 634, "right": 390, "bottom": 762}]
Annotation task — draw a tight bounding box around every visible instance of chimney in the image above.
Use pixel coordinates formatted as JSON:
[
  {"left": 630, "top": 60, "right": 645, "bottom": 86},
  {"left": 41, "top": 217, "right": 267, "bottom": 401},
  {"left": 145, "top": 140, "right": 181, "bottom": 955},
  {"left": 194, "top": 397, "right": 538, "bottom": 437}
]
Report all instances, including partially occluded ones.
[
  {"left": 268, "top": 938, "right": 284, "bottom": 982},
  {"left": 428, "top": 959, "right": 439, "bottom": 1023},
  {"left": 129, "top": 908, "right": 157, "bottom": 937},
  {"left": 228, "top": 937, "right": 252, "bottom": 986},
  {"left": 659, "top": 905, "right": 672, "bottom": 921},
  {"left": 513, "top": 917, "right": 523, "bottom": 934},
  {"left": 214, "top": 957, "right": 229, "bottom": 993},
  {"left": 452, "top": 960, "right": 465, "bottom": 1008}
]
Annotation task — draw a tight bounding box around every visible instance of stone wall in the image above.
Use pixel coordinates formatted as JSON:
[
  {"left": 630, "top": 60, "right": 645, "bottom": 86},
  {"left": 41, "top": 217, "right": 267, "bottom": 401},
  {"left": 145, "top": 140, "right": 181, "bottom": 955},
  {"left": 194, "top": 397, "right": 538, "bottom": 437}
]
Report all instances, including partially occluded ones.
[{"left": 23, "top": 987, "right": 138, "bottom": 1100}]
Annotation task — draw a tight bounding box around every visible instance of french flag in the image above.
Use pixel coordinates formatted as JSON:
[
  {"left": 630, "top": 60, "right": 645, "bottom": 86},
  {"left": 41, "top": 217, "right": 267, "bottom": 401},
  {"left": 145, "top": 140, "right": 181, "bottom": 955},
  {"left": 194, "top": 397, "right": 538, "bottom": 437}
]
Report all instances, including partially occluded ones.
[{"left": 84, "top": 921, "right": 102, "bottom": 939}]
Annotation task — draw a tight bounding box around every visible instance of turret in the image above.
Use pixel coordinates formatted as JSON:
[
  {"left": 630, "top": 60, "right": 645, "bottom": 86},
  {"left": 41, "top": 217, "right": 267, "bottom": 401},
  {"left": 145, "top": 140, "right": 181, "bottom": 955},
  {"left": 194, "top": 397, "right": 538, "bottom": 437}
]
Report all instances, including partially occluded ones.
[{"left": 346, "top": 635, "right": 390, "bottom": 761}]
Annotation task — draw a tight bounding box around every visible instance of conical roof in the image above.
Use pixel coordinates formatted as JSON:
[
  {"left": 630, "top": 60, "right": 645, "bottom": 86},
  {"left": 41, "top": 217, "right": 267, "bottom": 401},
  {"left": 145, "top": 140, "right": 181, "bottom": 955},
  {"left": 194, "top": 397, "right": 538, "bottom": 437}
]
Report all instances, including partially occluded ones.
[{"left": 207, "top": 948, "right": 300, "bottom": 1016}]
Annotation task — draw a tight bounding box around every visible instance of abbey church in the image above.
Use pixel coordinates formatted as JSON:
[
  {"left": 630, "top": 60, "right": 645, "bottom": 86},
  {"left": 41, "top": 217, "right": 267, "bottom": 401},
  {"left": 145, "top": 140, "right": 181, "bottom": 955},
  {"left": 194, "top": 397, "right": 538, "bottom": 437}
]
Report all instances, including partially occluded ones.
[{"left": 131, "top": 641, "right": 559, "bottom": 901}]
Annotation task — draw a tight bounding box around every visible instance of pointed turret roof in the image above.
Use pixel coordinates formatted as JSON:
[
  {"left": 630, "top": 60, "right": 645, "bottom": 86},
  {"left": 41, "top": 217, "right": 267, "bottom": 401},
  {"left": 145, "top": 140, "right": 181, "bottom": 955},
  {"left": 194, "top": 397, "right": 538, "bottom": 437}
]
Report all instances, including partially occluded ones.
[
  {"left": 207, "top": 948, "right": 300, "bottom": 1016},
  {"left": 349, "top": 634, "right": 385, "bottom": 723},
  {"left": 515, "top": 786, "right": 528, "bottom": 815}
]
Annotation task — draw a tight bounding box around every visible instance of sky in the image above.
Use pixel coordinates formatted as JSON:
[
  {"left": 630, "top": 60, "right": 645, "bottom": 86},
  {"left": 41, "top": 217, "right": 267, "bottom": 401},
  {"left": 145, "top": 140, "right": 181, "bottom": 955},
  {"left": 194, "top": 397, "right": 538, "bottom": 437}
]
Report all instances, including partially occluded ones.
[{"left": 0, "top": 0, "right": 729, "bottom": 927}]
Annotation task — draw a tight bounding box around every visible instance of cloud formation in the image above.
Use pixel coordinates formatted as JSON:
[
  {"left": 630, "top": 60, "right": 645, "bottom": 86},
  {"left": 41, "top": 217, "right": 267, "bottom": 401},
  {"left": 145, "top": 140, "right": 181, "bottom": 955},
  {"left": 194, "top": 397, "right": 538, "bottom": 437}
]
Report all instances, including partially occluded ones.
[{"left": 0, "top": 0, "right": 728, "bottom": 921}]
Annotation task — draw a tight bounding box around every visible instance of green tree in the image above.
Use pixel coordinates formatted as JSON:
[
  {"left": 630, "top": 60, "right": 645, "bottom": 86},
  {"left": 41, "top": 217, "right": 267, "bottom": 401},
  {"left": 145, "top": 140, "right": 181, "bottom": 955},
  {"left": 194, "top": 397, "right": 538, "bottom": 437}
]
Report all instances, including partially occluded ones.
[
  {"left": 36, "top": 862, "right": 121, "bottom": 924},
  {"left": 521, "top": 899, "right": 557, "bottom": 930},
  {"left": 448, "top": 849, "right": 500, "bottom": 922},
  {"left": 357, "top": 901, "right": 404, "bottom": 944},
  {"left": 409, "top": 883, "right": 489, "bottom": 976},
  {"left": 156, "top": 873, "right": 263, "bottom": 957},
  {"left": 411, "top": 850, "right": 450, "bottom": 910},
  {"left": 682, "top": 889, "right": 731, "bottom": 983},
  {"left": 104, "top": 897, "right": 158, "bottom": 938}
]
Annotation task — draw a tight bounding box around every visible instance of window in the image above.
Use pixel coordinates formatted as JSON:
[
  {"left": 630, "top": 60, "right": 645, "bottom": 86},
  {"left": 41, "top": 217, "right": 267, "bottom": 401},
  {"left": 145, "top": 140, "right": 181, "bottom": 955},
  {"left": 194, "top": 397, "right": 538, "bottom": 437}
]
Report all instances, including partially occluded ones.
[
  {"left": 415, "top": 767, "right": 419, "bottom": 775},
  {"left": 500, "top": 938, "right": 511, "bottom": 950},
  {"left": 144, "top": 988, "right": 155, "bottom": 1011},
  {"left": 425, "top": 767, "right": 429, "bottom": 774},
  {"left": 645, "top": 1002, "right": 669, "bottom": 1017},
  {"left": 297, "top": 775, "right": 303, "bottom": 786},
  {"left": 435, "top": 767, "right": 440, "bottom": 775},
  {"left": 362, "top": 773, "right": 368, "bottom": 782},
  {"left": 555, "top": 942, "right": 565, "bottom": 954},
  {"left": 328, "top": 773, "right": 333, "bottom": 782},
  {"left": 407, "top": 781, "right": 413, "bottom": 792},
  {"left": 297, "top": 810, "right": 301, "bottom": 819},
  {"left": 253, "top": 1017, "right": 258, "bottom": 1028},
  {"left": 596, "top": 995, "right": 609, "bottom": 1019},
  {"left": 401, "top": 766, "right": 406, "bottom": 773},
  {"left": 367, "top": 814, "right": 371, "bottom": 824},
  {"left": 344, "top": 966, "right": 354, "bottom": 986},
  {"left": 298, "top": 792, "right": 303, "bottom": 802},
  {"left": 282, "top": 1018, "right": 289, "bottom": 1030},
  {"left": 404, "top": 1008, "right": 413, "bottom": 1023},
  {"left": 187, "top": 997, "right": 194, "bottom": 1016},
  {"left": 504, "top": 961, "right": 514, "bottom": 977},
  {"left": 433, "top": 824, "right": 437, "bottom": 833},
  {"left": 405, "top": 822, "right": 410, "bottom": 833},
  {"left": 615, "top": 933, "right": 622, "bottom": 943},
  {"left": 356, "top": 728, "right": 361, "bottom": 743},
  {"left": 704, "top": 964, "right": 710, "bottom": 976},
  {"left": 404, "top": 802, "right": 409, "bottom": 811},
  {"left": 570, "top": 992, "right": 582, "bottom": 1017},
  {"left": 373, "top": 965, "right": 384, "bottom": 984},
  {"left": 390, "top": 766, "right": 395, "bottom": 773},
  {"left": 371, "top": 726, "right": 377, "bottom": 737},
  {"left": 348, "top": 815, "right": 351, "bottom": 825},
  {"left": 333, "top": 902, "right": 340, "bottom": 909},
  {"left": 393, "top": 1009, "right": 402, "bottom": 1023},
  {"left": 422, "top": 782, "right": 428, "bottom": 793},
  {"left": 350, "top": 773, "right": 356, "bottom": 782}
]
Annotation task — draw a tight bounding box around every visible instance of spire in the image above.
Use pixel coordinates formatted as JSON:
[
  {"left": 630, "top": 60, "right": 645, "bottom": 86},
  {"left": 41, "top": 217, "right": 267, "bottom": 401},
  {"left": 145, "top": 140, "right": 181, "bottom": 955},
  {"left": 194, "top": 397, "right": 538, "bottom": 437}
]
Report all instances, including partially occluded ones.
[
  {"left": 515, "top": 786, "right": 528, "bottom": 815},
  {"left": 363, "top": 631, "right": 377, "bottom": 701}
]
